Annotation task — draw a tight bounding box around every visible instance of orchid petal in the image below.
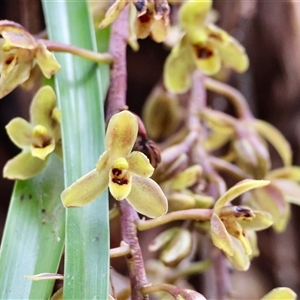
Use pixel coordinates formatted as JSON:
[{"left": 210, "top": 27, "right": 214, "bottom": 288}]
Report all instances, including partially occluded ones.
[
  {"left": 127, "top": 176, "right": 168, "bottom": 218},
  {"left": 0, "top": 20, "right": 36, "bottom": 49},
  {"left": 127, "top": 151, "right": 154, "bottom": 177},
  {"left": 252, "top": 119, "right": 292, "bottom": 167},
  {"left": 215, "top": 179, "right": 270, "bottom": 210},
  {"left": 226, "top": 236, "right": 250, "bottom": 271},
  {"left": 273, "top": 179, "right": 300, "bottom": 205},
  {"left": 250, "top": 184, "right": 290, "bottom": 232},
  {"left": 151, "top": 18, "right": 169, "bottom": 43},
  {"left": 30, "top": 86, "right": 58, "bottom": 129},
  {"left": 98, "top": 0, "right": 127, "bottom": 29},
  {"left": 134, "top": 12, "right": 154, "bottom": 39},
  {"left": 192, "top": 45, "right": 221, "bottom": 75},
  {"left": 246, "top": 231, "right": 260, "bottom": 258},
  {"left": 5, "top": 117, "right": 32, "bottom": 148},
  {"left": 261, "top": 287, "right": 297, "bottom": 300},
  {"left": 164, "top": 37, "right": 195, "bottom": 93},
  {"left": 266, "top": 166, "right": 300, "bottom": 181},
  {"left": 236, "top": 210, "right": 273, "bottom": 231},
  {"left": 31, "top": 139, "right": 55, "bottom": 160},
  {"left": 218, "top": 40, "right": 249, "bottom": 73},
  {"left": 109, "top": 170, "right": 132, "bottom": 200},
  {"left": 3, "top": 151, "right": 46, "bottom": 180},
  {"left": 210, "top": 213, "right": 234, "bottom": 256},
  {"left": 95, "top": 150, "right": 110, "bottom": 171},
  {"left": 105, "top": 111, "right": 138, "bottom": 159},
  {"left": 179, "top": 0, "right": 212, "bottom": 35},
  {"left": 35, "top": 42, "right": 61, "bottom": 78},
  {"left": 61, "top": 168, "right": 109, "bottom": 207},
  {"left": 0, "top": 49, "right": 33, "bottom": 99},
  {"left": 224, "top": 219, "right": 252, "bottom": 256}
]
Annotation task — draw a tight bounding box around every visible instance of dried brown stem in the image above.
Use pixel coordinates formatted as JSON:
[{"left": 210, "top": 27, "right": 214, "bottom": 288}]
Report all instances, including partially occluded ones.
[{"left": 119, "top": 200, "right": 149, "bottom": 300}]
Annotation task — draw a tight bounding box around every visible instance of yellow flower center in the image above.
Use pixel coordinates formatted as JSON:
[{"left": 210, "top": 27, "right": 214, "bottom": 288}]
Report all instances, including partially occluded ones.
[
  {"left": 32, "top": 124, "right": 52, "bottom": 148},
  {"left": 111, "top": 157, "right": 129, "bottom": 186}
]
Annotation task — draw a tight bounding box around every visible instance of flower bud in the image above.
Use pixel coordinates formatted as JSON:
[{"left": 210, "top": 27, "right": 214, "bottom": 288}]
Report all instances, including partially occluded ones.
[{"left": 142, "top": 85, "right": 181, "bottom": 141}]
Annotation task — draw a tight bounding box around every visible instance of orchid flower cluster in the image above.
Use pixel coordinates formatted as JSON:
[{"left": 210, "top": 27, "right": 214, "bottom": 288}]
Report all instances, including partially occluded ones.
[{"left": 1, "top": 0, "right": 299, "bottom": 299}]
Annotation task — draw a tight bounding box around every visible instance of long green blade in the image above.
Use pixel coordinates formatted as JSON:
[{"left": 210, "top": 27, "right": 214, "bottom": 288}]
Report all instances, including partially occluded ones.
[
  {"left": 42, "top": 1, "right": 110, "bottom": 298},
  {"left": 0, "top": 154, "right": 65, "bottom": 299}
]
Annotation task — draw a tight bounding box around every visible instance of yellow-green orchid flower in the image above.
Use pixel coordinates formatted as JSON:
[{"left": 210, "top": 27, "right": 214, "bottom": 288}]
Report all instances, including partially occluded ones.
[
  {"left": 164, "top": 0, "right": 249, "bottom": 93},
  {"left": 3, "top": 86, "right": 61, "bottom": 180},
  {"left": 98, "top": 0, "right": 169, "bottom": 50},
  {"left": 0, "top": 20, "right": 60, "bottom": 99},
  {"left": 61, "top": 110, "right": 168, "bottom": 218},
  {"left": 243, "top": 166, "right": 300, "bottom": 232},
  {"left": 211, "top": 179, "right": 273, "bottom": 270}
]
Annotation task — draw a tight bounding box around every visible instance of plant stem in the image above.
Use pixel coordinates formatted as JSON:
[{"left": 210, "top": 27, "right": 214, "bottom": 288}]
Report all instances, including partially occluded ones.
[
  {"left": 106, "top": 6, "right": 129, "bottom": 121},
  {"left": 42, "top": 39, "right": 113, "bottom": 64},
  {"left": 203, "top": 76, "right": 252, "bottom": 120},
  {"left": 110, "top": 242, "right": 131, "bottom": 258},
  {"left": 212, "top": 249, "right": 232, "bottom": 300},
  {"left": 137, "top": 209, "right": 212, "bottom": 231},
  {"left": 120, "top": 200, "right": 150, "bottom": 300}
]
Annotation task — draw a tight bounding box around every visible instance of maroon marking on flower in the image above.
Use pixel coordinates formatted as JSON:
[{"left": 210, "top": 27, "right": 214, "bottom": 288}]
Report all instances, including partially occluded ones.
[
  {"left": 5, "top": 56, "right": 14, "bottom": 65},
  {"left": 112, "top": 168, "right": 122, "bottom": 176},
  {"left": 112, "top": 178, "right": 128, "bottom": 185},
  {"left": 194, "top": 45, "right": 213, "bottom": 59},
  {"left": 139, "top": 13, "right": 151, "bottom": 23}
]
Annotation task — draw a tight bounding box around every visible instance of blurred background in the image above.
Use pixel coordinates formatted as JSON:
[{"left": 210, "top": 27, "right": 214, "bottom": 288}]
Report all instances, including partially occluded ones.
[{"left": 1, "top": 0, "right": 300, "bottom": 298}]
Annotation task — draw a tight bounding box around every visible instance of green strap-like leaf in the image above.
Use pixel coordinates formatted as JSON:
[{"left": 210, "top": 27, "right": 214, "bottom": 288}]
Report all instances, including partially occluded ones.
[
  {"left": 0, "top": 154, "right": 65, "bottom": 299},
  {"left": 42, "top": 0, "right": 110, "bottom": 298}
]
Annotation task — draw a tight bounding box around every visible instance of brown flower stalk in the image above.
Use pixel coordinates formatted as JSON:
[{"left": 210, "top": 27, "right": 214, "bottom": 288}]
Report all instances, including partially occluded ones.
[{"left": 106, "top": 6, "right": 150, "bottom": 299}]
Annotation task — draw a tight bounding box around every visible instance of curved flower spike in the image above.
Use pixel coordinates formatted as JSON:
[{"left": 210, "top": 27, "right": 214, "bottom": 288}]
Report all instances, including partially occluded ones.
[
  {"left": 3, "top": 86, "right": 61, "bottom": 180},
  {"left": 61, "top": 110, "right": 168, "bottom": 218},
  {"left": 0, "top": 20, "right": 60, "bottom": 99},
  {"left": 211, "top": 179, "right": 273, "bottom": 271}
]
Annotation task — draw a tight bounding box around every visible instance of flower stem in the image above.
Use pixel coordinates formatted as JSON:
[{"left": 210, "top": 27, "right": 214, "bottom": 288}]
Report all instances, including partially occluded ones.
[
  {"left": 42, "top": 39, "right": 113, "bottom": 64},
  {"left": 120, "top": 200, "right": 149, "bottom": 300},
  {"left": 203, "top": 76, "right": 252, "bottom": 120},
  {"left": 212, "top": 249, "right": 232, "bottom": 300},
  {"left": 137, "top": 209, "right": 213, "bottom": 231},
  {"left": 110, "top": 241, "right": 130, "bottom": 258},
  {"left": 105, "top": 6, "right": 129, "bottom": 121}
]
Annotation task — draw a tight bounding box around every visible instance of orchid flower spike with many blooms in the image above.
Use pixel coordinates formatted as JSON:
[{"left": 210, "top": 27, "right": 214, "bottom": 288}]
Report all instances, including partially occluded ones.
[{"left": 61, "top": 110, "right": 168, "bottom": 218}]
